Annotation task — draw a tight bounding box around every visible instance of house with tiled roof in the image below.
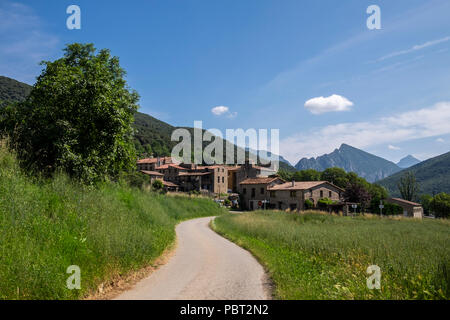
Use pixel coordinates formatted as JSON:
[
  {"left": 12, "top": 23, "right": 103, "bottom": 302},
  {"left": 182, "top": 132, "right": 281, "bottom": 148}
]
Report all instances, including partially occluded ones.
[
  {"left": 385, "top": 198, "right": 423, "bottom": 218},
  {"left": 239, "top": 177, "right": 285, "bottom": 210}
]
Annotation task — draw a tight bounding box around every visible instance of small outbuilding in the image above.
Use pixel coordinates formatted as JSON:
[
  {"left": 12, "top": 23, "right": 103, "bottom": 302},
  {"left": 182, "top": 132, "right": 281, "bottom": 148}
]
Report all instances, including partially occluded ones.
[{"left": 385, "top": 198, "right": 423, "bottom": 219}]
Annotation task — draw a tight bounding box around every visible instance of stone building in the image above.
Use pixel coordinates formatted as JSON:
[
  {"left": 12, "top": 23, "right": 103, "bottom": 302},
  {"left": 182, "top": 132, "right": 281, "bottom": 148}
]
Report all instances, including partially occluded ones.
[
  {"left": 228, "top": 161, "right": 277, "bottom": 193},
  {"left": 385, "top": 198, "right": 424, "bottom": 218},
  {"left": 239, "top": 177, "right": 285, "bottom": 210},
  {"left": 267, "top": 181, "right": 343, "bottom": 211}
]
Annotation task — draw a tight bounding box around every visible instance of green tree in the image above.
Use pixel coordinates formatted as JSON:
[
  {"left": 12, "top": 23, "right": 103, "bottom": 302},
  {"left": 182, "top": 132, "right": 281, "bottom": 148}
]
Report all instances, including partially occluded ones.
[
  {"left": 294, "top": 169, "right": 321, "bottom": 181},
  {"left": 368, "top": 184, "right": 389, "bottom": 213},
  {"left": 397, "top": 171, "right": 419, "bottom": 201},
  {"left": 420, "top": 194, "right": 433, "bottom": 215},
  {"left": 430, "top": 193, "right": 450, "bottom": 218},
  {"left": 277, "top": 169, "right": 293, "bottom": 181},
  {"left": 321, "top": 167, "right": 349, "bottom": 188},
  {"left": 152, "top": 179, "right": 164, "bottom": 191},
  {"left": 8, "top": 43, "right": 139, "bottom": 184},
  {"left": 344, "top": 180, "right": 372, "bottom": 211}
]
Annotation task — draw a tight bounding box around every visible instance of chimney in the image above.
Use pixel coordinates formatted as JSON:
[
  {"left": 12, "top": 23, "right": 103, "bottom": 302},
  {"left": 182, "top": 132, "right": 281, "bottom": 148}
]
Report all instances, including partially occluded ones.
[
  {"left": 157, "top": 156, "right": 161, "bottom": 167},
  {"left": 291, "top": 180, "right": 295, "bottom": 187}
]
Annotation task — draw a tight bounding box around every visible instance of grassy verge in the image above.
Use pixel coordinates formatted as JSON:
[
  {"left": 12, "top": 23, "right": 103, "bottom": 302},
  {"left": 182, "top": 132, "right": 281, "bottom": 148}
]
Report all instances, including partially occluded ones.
[
  {"left": 213, "top": 211, "right": 450, "bottom": 300},
  {"left": 0, "top": 146, "right": 227, "bottom": 300}
]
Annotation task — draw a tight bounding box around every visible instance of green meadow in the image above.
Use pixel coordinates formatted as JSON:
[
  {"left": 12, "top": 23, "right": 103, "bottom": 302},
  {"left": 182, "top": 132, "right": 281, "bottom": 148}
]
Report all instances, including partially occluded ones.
[
  {"left": 213, "top": 211, "right": 450, "bottom": 300},
  {"left": 0, "top": 145, "right": 226, "bottom": 300}
]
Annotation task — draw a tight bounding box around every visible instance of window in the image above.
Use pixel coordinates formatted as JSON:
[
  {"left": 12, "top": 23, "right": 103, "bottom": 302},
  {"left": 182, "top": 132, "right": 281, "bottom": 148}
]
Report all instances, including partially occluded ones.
[
  {"left": 222, "top": 168, "right": 224, "bottom": 172},
  {"left": 243, "top": 188, "right": 247, "bottom": 195},
  {"left": 222, "top": 177, "right": 224, "bottom": 183},
  {"left": 260, "top": 188, "right": 264, "bottom": 195},
  {"left": 251, "top": 188, "right": 255, "bottom": 198},
  {"left": 320, "top": 190, "right": 323, "bottom": 198},
  {"left": 270, "top": 191, "right": 276, "bottom": 198},
  {"left": 218, "top": 176, "right": 220, "bottom": 183},
  {"left": 329, "top": 191, "right": 332, "bottom": 197},
  {"left": 290, "top": 191, "right": 297, "bottom": 198}
]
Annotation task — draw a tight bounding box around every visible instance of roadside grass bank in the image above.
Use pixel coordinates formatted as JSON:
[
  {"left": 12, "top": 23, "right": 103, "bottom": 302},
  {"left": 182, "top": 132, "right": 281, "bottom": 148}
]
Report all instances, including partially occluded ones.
[
  {"left": 212, "top": 211, "right": 450, "bottom": 300},
  {"left": 0, "top": 146, "right": 227, "bottom": 300}
]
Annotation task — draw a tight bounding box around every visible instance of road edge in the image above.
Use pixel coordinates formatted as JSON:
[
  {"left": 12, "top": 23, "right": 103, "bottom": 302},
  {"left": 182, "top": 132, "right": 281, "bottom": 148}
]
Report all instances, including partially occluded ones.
[{"left": 209, "top": 217, "right": 275, "bottom": 300}]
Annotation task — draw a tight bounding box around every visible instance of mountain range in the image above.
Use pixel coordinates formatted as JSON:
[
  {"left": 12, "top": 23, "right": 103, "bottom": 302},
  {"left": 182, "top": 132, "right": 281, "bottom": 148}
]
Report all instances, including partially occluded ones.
[
  {"left": 294, "top": 144, "right": 402, "bottom": 182},
  {"left": 377, "top": 151, "right": 450, "bottom": 197}
]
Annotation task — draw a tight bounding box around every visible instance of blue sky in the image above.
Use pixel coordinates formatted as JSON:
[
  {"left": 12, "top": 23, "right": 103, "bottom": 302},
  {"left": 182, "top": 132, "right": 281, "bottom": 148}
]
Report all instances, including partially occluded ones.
[{"left": 1, "top": 0, "right": 450, "bottom": 164}]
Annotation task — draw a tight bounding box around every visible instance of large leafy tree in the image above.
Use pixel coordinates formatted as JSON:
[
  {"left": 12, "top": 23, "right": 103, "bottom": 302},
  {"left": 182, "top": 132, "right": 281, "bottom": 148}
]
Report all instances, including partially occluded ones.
[
  {"left": 9, "top": 43, "right": 139, "bottom": 184},
  {"left": 397, "top": 171, "right": 419, "bottom": 201},
  {"left": 321, "top": 167, "right": 349, "bottom": 189}
]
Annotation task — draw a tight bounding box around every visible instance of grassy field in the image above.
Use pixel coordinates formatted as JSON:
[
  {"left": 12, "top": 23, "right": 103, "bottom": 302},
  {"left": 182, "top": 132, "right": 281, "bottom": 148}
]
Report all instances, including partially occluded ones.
[
  {"left": 0, "top": 146, "right": 227, "bottom": 300},
  {"left": 213, "top": 211, "right": 450, "bottom": 300}
]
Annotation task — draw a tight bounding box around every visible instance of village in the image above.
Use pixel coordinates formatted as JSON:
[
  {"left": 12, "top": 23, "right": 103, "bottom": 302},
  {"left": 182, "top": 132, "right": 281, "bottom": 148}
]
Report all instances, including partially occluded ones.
[{"left": 136, "top": 156, "right": 424, "bottom": 218}]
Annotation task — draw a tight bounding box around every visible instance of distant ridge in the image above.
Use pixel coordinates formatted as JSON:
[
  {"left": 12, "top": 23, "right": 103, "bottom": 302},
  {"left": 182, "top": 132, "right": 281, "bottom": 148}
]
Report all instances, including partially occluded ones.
[
  {"left": 397, "top": 155, "right": 421, "bottom": 168},
  {"left": 377, "top": 151, "right": 450, "bottom": 196},
  {"left": 294, "top": 144, "right": 401, "bottom": 182}
]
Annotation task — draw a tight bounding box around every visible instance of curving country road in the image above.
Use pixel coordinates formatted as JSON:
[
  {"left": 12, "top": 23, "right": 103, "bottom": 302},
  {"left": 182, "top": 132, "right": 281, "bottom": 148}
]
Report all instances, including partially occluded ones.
[{"left": 114, "top": 216, "right": 270, "bottom": 300}]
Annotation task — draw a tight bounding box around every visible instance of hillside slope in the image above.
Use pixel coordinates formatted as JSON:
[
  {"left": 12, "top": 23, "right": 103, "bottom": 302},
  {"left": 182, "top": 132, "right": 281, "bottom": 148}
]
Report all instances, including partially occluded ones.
[
  {"left": 1, "top": 76, "right": 285, "bottom": 169},
  {"left": 377, "top": 151, "right": 450, "bottom": 196},
  {"left": 0, "top": 76, "right": 32, "bottom": 102},
  {"left": 295, "top": 144, "right": 401, "bottom": 182}
]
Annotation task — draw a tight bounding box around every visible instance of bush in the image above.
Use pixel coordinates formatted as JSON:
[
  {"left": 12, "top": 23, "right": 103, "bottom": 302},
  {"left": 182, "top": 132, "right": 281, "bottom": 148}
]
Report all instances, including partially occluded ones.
[
  {"left": 383, "top": 203, "right": 403, "bottom": 215},
  {"left": 152, "top": 179, "right": 164, "bottom": 191},
  {"left": 430, "top": 193, "right": 450, "bottom": 218},
  {"left": 304, "top": 199, "right": 314, "bottom": 210}
]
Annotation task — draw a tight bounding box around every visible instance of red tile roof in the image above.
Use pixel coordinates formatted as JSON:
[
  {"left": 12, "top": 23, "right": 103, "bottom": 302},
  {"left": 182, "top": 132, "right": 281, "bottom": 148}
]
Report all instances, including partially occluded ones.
[
  {"left": 155, "top": 164, "right": 186, "bottom": 170},
  {"left": 240, "top": 177, "right": 283, "bottom": 185},
  {"left": 161, "top": 180, "right": 179, "bottom": 187},
  {"left": 389, "top": 198, "right": 422, "bottom": 206},
  {"left": 137, "top": 157, "right": 172, "bottom": 164},
  {"left": 140, "top": 170, "right": 164, "bottom": 176},
  {"left": 267, "top": 181, "right": 344, "bottom": 191}
]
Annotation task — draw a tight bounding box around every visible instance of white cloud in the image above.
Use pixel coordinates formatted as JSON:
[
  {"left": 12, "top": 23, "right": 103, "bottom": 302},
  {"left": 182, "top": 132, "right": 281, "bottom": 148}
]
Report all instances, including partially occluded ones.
[
  {"left": 0, "top": 1, "right": 59, "bottom": 83},
  {"left": 388, "top": 145, "right": 401, "bottom": 150},
  {"left": 304, "top": 94, "right": 353, "bottom": 115},
  {"left": 211, "top": 106, "right": 229, "bottom": 115},
  {"left": 376, "top": 36, "right": 450, "bottom": 62},
  {"left": 281, "top": 101, "right": 450, "bottom": 163},
  {"left": 211, "top": 105, "right": 237, "bottom": 118},
  {"left": 436, "top": 138, "right": 445, "bottom": 143}
]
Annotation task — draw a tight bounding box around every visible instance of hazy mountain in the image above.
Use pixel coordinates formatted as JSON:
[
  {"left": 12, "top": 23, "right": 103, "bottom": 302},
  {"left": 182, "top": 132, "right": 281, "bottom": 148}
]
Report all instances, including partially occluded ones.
[
  {"left": 294, "top": 144, "right": 402, "bottom": 182},
  {"left": 377, "top": 151, "right": 450, "bottom": 196},
  {"left": 397, "top": 155, "right": 421, "bottom": 168}
]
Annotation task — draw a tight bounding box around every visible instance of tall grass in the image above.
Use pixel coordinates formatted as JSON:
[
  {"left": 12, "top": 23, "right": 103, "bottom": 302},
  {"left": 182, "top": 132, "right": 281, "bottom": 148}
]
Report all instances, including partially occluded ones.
[
  {"left": 0, "top": 145, "right": 226, "bottom": 299},
  {"left": 213, "top": 211, "right": 450, "bottom": 300}
]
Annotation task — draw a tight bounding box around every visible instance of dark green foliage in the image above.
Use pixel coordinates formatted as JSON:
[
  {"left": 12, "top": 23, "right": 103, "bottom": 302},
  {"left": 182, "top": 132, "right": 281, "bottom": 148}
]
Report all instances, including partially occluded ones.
[
  {"left": 397, "top": 171, "right": 419, "bottom": 201},
  {"left": 383, "top": 203, "right": 403, "bottom": 215},
  {"left": 304, "top": 199, "right": 314, "bottom": 209},
  {"left": 5, "top": 44, "right": 139, "bottom": 184},
  {"left": 121, "top": 171, "right": 150, "bottom": 189},
  {"left": 420, "top": 194, "right": 433, "bottom": 215},
  {"left": 152, "top": 179, "right": 164, "bottom": 191},
  {"left": 321, "top": 167, "right": 349, "bottom": 188},
  {"left": 294, "top": 169, "right": 321, "bottom": 181},
  {"left": 430, "top": 193, "right": 450, "bottom": 218},
  {"left": 378, "top": 151, "right": 450, "bottom": 196}
]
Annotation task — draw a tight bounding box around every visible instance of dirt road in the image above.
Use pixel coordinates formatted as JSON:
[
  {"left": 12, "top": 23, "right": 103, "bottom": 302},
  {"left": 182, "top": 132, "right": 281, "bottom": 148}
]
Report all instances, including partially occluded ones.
[{"left": 114, "top": 216, "right": 270, "bottom": 300}]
